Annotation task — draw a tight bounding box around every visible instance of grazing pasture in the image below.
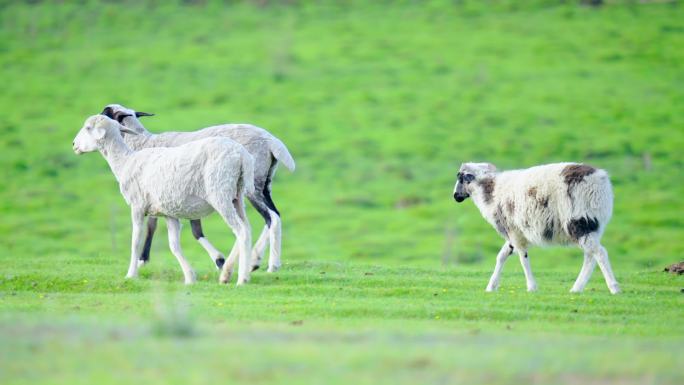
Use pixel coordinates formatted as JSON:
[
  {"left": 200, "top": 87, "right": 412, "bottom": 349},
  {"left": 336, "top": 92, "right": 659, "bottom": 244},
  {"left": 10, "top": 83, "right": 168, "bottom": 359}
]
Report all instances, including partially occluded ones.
[{"left": 0, "top": 1, "right": 682, "bottom": 384}]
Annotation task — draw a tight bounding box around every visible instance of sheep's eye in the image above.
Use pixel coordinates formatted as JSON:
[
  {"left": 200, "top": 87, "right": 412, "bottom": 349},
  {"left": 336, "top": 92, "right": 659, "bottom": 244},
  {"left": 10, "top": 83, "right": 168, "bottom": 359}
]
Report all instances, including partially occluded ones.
[{"left": 464, "top": 174, "right": 475, "bottom": 183}]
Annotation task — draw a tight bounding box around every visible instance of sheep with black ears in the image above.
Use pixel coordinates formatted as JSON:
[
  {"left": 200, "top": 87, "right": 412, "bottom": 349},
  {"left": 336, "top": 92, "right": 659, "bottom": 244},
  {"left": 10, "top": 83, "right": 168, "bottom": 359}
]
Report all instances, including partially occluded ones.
[
  {"left": 100, "top": 104, "right": 295, "bottom": 274},
  {"left": 453, "top": 162, "right": 620, "bottom": 294},
  {"left": 72, "top": 114, "right": 255, "bottom": 285}
]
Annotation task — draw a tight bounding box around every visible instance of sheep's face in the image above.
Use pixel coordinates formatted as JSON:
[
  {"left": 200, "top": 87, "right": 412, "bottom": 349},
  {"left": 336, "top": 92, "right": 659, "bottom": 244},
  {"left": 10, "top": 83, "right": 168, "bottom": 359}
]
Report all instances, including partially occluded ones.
[
  {"left": 453, "top": 162, "right": 496, "bottom": 202},
  {"left": 73, "top": 115, "right": 110, "bottom": 154},
  {"left": 101, "top": 104, "right": 154, "bottom": 134},
  {"left": 73, "top": 115, "right": 137, "bottom": 154}
]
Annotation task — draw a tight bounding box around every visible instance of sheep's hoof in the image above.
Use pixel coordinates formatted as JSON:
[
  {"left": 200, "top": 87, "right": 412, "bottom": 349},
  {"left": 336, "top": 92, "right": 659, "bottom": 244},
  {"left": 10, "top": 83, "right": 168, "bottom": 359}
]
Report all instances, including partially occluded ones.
[
  {"left": 184, "top": 271, "right": 196, "bottom": 285},
  {"left": 608, "top": 284, "right": 621, "bottom": 295},
  {"left": 236, "top": 277, "right": 249, "bottom": 286},
  {"left": 267, "top": 264, "right": 281, "bottom": 273},
  {"left": 137, "top": 259, "right": 148, "bottom": 268},
  {"left": 219, "top": 272, "right": 232, "bottom": 284},
  {"left": 215, "top": 257, "right": 226, "bottom": 270},
  {"left": 527, "top": 286, "right": 538, "bottom": 292}
]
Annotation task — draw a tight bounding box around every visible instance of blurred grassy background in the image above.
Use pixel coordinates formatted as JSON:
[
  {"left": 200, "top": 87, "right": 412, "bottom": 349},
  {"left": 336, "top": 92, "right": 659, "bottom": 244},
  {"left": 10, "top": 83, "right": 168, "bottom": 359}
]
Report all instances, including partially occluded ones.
[{"left": 0, "top": 1, "right": 683, "bottom": 384}]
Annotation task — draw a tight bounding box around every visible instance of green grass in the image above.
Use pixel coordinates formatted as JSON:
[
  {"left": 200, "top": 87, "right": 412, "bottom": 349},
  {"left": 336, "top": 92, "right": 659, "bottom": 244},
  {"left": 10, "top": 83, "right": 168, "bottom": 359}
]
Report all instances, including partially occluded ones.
[{"left": 1, "top": 1, "right": 683, "bottom": 384}]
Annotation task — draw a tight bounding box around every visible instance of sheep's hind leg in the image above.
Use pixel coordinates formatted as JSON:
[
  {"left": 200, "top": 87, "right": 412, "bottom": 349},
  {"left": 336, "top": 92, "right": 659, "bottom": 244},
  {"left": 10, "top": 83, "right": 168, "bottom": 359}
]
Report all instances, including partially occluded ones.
[
  {"left": 138, "top": 216, "right": 158, "bottom": 268},
  {"left": 266, "top": 209, "right": 282, "bottom": 273},
  {"left": 570, "top": 252, "right": 597, "bottom": 293},
  {"left": 167, "top": 218, "right": 196, "bottom": 285},
  {"left": 261, "top": 183, "right": 282, "bottom": 273},
  {"left": 216, "top": 197, "right": 252, "bottom": 286},
  {"left": 516, "top": 248, "right": 537, "bottom": 292},
  {"left": 190, "top": 220, "right": 226, "bottom": 271},
  {"left": 249, "top": 225, "right": 270, "bottom": 271},
  {"left": 581, "top": 236, "right": 620, "bottom": 294},
  {"left": 486, "top": 242, "right": 514, "bottom": 292},
  {"left": 246, "top": 195, "right": 271, "bottom": 271}
]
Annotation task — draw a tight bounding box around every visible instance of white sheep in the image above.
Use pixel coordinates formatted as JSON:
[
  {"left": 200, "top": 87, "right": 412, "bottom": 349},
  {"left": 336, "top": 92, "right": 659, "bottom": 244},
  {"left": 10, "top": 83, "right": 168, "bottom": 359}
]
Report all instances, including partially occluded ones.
[
  {"left": 453, "top": 162, "right": 620, "bottom": 294},
  {"left": 101, "top": 104, "right": 294, "bottom": 274},
  {"left": 72, "top": 114, "right": 255, "bottom": 285}
]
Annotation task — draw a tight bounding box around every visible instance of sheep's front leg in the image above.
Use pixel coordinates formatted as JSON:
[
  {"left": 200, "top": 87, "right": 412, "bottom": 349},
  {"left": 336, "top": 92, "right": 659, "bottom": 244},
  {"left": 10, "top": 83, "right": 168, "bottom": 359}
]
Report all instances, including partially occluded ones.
[
  {"left": 137, "top": 216, "right": 158, "bottom": 268},
  {"left": 486, "top": 242, "right": 514, "bottom": 292},
  {"left": 167, "top": 218, "right": 196, "bottom": 284},
  {"left": 126, "top": 209, "right": 146, "bottom": 279},
  {"left": 516, "top": 248, "right": 537, "bottom": 292},
  {"left": 190, "top": 220, "right": 226, "bottom": 271}
]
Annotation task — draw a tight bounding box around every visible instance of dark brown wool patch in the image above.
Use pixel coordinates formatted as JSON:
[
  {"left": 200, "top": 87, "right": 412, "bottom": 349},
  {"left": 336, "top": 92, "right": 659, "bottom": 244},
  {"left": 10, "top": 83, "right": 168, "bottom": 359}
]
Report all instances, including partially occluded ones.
[
  {"left": 561, "top": 164, "right": 596, "bottom": 197},
  {"left": 479, "top": 178, "right": 495, "bottom": 204},
  {"left": 567, "top": 216, "right": 599, "bottom": 240},
  {"left": 506, "top": 200, "right": 515, "bottom": 215},
  {"left": 543, "top": 219, "right": 554, "bottom": 241},
  {"left": 539, "top": 195, "right": 549, "bottom": 208},
  {"left": 494, "top": 204, "right": 508, "bottom": 237},
  {"left": 527, "top": 186, "right": 549, "bottom": 207}
]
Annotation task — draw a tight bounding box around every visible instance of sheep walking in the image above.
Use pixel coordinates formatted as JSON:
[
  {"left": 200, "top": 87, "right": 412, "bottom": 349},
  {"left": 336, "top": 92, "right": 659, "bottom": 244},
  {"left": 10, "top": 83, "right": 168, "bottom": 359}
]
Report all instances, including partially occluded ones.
[
  {"left": 101, "top": 104, "right": 294, "bottom": 273},
  {"left": 72, "top": 115, "right": 255, "bottom": 285},
  {"left": 453, "top": 162, "right": 620, "bottom": 294}
]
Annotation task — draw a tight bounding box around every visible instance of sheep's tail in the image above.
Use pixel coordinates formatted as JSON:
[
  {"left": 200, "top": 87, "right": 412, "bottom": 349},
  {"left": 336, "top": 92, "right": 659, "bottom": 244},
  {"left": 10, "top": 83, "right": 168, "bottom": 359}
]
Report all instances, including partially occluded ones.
[
  {"left": 240, "top": 149, "right": 256, "bottom": 195},
  {"left": 268, "top": 137, "right": 295, "bottom": 172}
]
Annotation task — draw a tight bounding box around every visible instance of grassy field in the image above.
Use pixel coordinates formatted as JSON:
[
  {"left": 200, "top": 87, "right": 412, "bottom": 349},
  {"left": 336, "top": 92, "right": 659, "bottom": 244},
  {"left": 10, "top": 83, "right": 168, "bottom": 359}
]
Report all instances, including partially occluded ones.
[{"left": 1, "top": 1, "right": 683, "bottom": 384}]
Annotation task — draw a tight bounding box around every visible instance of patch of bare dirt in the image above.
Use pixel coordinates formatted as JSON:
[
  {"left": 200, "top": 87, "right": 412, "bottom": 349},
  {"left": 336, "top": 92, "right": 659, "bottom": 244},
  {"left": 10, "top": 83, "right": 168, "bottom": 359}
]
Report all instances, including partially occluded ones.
[{"left": 664, "top": 261, "right": 684, "bottom": 275}]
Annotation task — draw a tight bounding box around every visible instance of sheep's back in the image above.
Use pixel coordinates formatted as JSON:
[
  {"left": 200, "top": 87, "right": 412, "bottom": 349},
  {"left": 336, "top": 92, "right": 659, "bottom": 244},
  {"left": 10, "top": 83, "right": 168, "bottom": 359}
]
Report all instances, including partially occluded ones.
[{"left": 492, "top": 163, "right": 612, "bottom": 246}]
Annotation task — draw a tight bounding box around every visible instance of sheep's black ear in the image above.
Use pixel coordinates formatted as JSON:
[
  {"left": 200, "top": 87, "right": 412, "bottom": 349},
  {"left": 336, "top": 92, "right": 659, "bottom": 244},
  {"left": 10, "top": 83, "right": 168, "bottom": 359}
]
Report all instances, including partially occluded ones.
[
  {"left": 116, "top": 113, "right": 133, "bottom": 123},
  {"left": 135, "top": 111, "right": 154, "bottom": 117},
  {"left": 101, "top": 107, "right": 115, "bottom": 119}
]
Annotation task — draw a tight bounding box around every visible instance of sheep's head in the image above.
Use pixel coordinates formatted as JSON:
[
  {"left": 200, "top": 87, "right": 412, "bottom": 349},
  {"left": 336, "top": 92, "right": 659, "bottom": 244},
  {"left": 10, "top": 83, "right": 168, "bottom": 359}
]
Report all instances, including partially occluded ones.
[
  {"left": 73, "top": 115, "right": 138, "bottom": 154},
  {"left": 101, "top": 104, "right": 154, "bottom": 134},
  {"left": 453, "top": 162, "right": 497, "bottom": 203}
]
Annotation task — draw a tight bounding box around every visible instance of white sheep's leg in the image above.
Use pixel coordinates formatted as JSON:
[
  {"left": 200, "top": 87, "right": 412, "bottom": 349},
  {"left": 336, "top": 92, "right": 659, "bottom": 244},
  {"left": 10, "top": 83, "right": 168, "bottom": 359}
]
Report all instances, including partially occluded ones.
[
  {"left": 570, "top": 252, "right": 597, "bottom": 293},
  {"left": 250, "top": 225, "right": 270, "bottom": 271},
  {"left": 266, "top": 210, "right": 281, "bottom": 273},
  {"left": 486, "top": 242, "right": 514, "bottom": 292},
  {"left": 582, "top": 237, "right": 620, "bottom": 294},
  {"left": 190, "top": 220, "right": 226, "bottom": 271},
  {"left": 166, "top": 218, "right": 196, "bottom": 285},
  {"left": 225, "top": 242, "right": 239, "bottom": 278},
  {"left": 233, "top": 196, "right": 252, "bottom": 285},
  {"left": 516, "top": 249, "right": 537, "bottom": 292},
  {"left": 217, "top": 199, "right": 252, "bottom": 286},
  {"left": 126, "top": 210, "right": 146, "bottom": 279}
]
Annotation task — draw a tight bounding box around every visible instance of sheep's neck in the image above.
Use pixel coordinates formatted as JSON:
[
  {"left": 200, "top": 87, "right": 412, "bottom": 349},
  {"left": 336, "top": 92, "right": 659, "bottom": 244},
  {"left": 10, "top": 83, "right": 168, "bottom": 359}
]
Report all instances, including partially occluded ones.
[
  {"left": 471, "top": 177, "right": 500, "bottom": 220},
  {"left": 99, "top": 134, "right": 133, "bottom": 182},
  {"left": 122, "top": 131, "right": 153, "bottom": 151}
]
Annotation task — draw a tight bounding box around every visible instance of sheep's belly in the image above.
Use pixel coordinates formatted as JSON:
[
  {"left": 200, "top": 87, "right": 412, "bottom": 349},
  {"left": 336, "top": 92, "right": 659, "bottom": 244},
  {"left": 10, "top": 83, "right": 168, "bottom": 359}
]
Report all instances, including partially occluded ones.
[{"left": 147, "top": 195, "right": 214, "bottom": 220}]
